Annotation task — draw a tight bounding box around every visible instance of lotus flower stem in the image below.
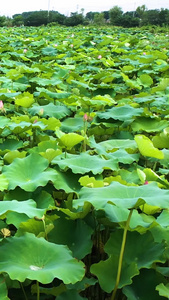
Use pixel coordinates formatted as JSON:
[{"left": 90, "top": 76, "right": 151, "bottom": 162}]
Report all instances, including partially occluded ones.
[
  {"left": 19, "top": 282, "right": 28, "bottom": 300},
  {"left": 111, "top": 209, "right": 133, "bottom": 300},
  {"left": 37, "top": 280, "right": 40, "bottom": 300}
]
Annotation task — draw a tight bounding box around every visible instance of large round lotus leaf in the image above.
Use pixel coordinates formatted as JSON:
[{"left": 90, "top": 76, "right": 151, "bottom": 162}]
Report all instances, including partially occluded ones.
[
  {"left": 0, "top": 199, "right": 44, "bottom": 219},
  {"left": 29, "top": 103, "right": 71, "bottom": 119},
  {"left": 52, "top": 153, "right": 118, "bottom": 175},
  {"left": 73, "top": 182, "right": 169, "bottom": 210},
  {"left": 0, "top": 233, "right": 85, "bottom": 284},
  {"left": 2, "top": 153, "right": 57, "bottom": 191},
  {"left": 97, "top": 105, "right": 143, "bottom": 121}
]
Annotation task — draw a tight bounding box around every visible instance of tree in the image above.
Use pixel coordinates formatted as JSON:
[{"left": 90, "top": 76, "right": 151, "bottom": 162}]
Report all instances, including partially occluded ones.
[
  {"left": 93, "top": 13, "right": 105, "bottom": 25},
  {"left": 141, "top": 9, "right": 160, "bottom": 26},
  {"left": 109, "top": 6, "right": 123, "bottom": 26},
  {"left": 136, "top": 5, "right": 147, "bottom": 18},
  {"left": 12, "top": 15, "right": 24, "bottom": 26},
  {"left": 159, "top": 9, "right": 169, "bottom": 26},
  {"left": 64, "top": 12, "right": 84, "bottom": 26},
  {"left": 0, "top": 16, "right": 6, "bottom": 27}
]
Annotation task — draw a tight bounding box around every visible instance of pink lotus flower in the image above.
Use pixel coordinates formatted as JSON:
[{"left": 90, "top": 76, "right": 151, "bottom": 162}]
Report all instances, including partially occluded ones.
[
  {"left": 144, "top": 180, "right": 149, "bottom": 185},
  {"left": 23, "top": 49, "right": 27, "bottom": 53},
  {"left": 98, "top": 55, "right": 102, "bottom": 59},
  {"left": 70, "top": 44, "right": 74, "bottom": 48},
  {"left": 143, "top": 52, "right": 146, "bottom": 55},
  {"left": 0, "top": 101, "right": 4, "bottom": 110}
]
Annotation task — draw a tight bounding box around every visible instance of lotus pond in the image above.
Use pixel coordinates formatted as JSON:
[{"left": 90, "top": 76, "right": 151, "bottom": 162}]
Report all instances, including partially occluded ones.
[{"left": 0, "top": 25, "right": 169, "bottom": 299}]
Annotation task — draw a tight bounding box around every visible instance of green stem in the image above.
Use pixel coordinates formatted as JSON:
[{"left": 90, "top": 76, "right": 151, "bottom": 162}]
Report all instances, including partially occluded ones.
[
  {"left": 37, "top": 280, "right": 40, "bottom": 300},
  {"left": 111, "top": 209, "right": 133, "bottom": 300},
  {"left": 19, "top": 282, "right": 28, "bottom": 300}
]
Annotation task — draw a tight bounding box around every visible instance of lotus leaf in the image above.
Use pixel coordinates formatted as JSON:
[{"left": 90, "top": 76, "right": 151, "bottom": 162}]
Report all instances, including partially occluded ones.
[
  {"left": 0, "top": 199, "right": 45, "bottom": 219},
  {"left": 97, "top": 105, "right": 143, "bottom": 121},
  {"left": 29, "top": 103, "right": 71, "bottom": 119},
  {"left": 134, "top": 134, "right": 164, "bottom": 159},
  {"left": 2, "top": 153, "right": 58, "bottom": 191},
  {"left": 123, "top": 269, "right": 166, "bottom": 300},
  {"left": 0, "top": 233, "right": 85, "bottom": 284},
  {"left": 73, "top": 182, "right": 169, "bottom": 210},
  {"left": 156, "top": 283, "right": 169, "bottom": 298},
  {"left": 52, "top": 153, "right": 118, "bottom": 174}
]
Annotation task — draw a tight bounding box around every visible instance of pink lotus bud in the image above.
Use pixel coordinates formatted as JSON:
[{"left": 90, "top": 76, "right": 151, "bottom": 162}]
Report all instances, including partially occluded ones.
[
  {"left": 0, "top": 101, "right": 4, "bottom": 110},
  {"left": 83, "top": 113, "right": 88, "bottom": 121},
  {"left": 98, "top": 55, "right": 102, "bottom": 59},
  {"left": 54, "top": 44, "right": 58, "bottom": 47},
  {"left": 144, "top": 180, "right": 149, "bottom": 185},
  {"left": 143, "top": 52, "right": 146, "bottom": 55},
  {"left": 23, "top": 49, "right": 27, "bottom": 53},
  {"left": 70, "top": 44, "right": 73, "bottom": 48},
  {"left": 33, "top": 119, "right": 38, "bottom": 124}
]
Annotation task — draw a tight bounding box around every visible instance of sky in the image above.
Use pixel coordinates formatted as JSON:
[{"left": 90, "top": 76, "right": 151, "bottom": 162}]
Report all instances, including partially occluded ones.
[{"left": 0, "top": 0, "right": 169, "bottom": 17}]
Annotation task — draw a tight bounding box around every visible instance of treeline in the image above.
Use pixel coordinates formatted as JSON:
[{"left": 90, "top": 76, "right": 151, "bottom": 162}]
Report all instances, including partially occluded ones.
[{"left": 0, "top": 5, "right": 169, "bottom": 27}]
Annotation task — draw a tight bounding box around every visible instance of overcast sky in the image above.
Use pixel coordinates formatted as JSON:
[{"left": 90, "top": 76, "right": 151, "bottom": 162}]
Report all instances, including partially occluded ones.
[{"left": 0, "top": 0, "right": 169, "bottom": 17}]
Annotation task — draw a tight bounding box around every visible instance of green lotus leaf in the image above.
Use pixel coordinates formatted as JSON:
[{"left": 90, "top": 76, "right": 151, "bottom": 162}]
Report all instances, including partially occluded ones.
[
  {"left": 48, "top": 218, "right": 93, "bottom": 259},
  {"left": 15, "top": 92, "right": 34, "bottom": 108},
  {"left": 153, "top": 129, "right": 169, "bottom": 149},
  {"left": 4, "top": 150, "right": 26, "bottom": 164},
  {"left": 134, "top": 134, "right": 164, "bottom": 159},
  {"left": 0, "top": 139, "right": 23, "bottom": 153},
  {"left": 61, "top": 117, "right": 84, "bottom": 133},
  {"left": 97, "top": 105, "right": 143, "bottom": 121},
  {"left": 53, "top": 166, "right": 81, "bottom": 193},
  {"left": 0, "top": 233, "right": 85, "bottom": 284},
  {"left": 152, "top": 78, "right": 169, "bottom": 93},
  {"left": 73, "top": 182, "right": 169, "bottom": 210},
  {"left": 131, "top": 118, "right": 168, "bottom": 133},
  {"left": 31, "top": 282, "right": 66, "bottom": 297},
  {"left": 105, "top": 231, "right": 165, "bottom": 268},
  {"left": 156, "top": 210, "right": 169, "bottom": 227},
  {"left": 30, "top": 77, "right": 62, "bottom": 87},
  {"left": 6, "top": 212, "right": 29, "bottom": 228},
  {"left": 58, "top": 133, "right": 84, "bottom": 150},
  {"left": 0, "top": 274, "right": 9, "bottom": 300},
  {"left": 91, "top": 255, "right": 139, "bottom": 293},
  {"left": 16, "top": 218, "right": 48, "bottom": 237},
  {"left": 42, "top": 46, "right": 57, "bottom": 56},
  {"left": 0, "top": 199, "right": 44, "bottom": 219},
  {"left": 52, "top": 153, "right": 118, "bottom": 175},
  {"left": 0, "top": 117, "right": 11, "bottom": 130},
  {"left": 29, "top": 103, "right": 71, "bottom": 119},
  {"left": 34, "top": 88, "right": 71, "bottom": 100},
  {"left": 0, "top": 174, "right": 8, "bottom": 191},
  {"left": 8, "top": 121, "right": 32, "bottom": 134},
  {"left": 156, "top": 283, "right": 169, "bottom": 298},
  {"left": 2, "top": 153, "right": 58, "bottom": 191},
  {"left": 123, "top": 269, "right": 166, "bottom": 300},
  {"left": 89, "top": 136, "right": 137, "bottom": 155},
  {"left": 107, "top": 149, "right": 139, "bottom": 164},
  {"left": 138, "top": 74, "right": 153, "bottom": 87},
  {"left": 79, "top": 175, "right": 104, "bottom": 188},
  {"left": 41, "top": 117, "right": 61, "bottom": 130}
]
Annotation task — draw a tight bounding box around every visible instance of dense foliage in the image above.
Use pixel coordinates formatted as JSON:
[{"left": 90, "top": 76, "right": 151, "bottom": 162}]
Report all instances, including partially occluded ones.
[
  {"left": 0, "top": 25, "right": 169, "bottom": 299},
  {"left": 0, "top": 5, "right": 169, "bottom": 27}
]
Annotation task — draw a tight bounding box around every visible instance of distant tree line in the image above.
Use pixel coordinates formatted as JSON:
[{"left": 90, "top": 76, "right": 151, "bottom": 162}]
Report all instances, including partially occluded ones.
[{"left": 0, "top": 5, "right": 169, "bottom": 27}]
